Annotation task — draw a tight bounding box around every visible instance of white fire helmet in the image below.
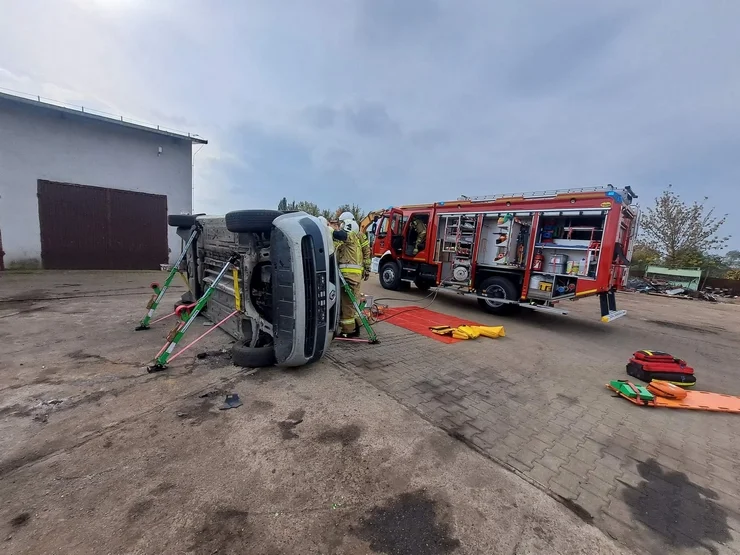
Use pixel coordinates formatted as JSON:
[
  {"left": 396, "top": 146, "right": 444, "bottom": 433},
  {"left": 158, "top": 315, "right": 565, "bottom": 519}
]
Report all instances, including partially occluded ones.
[
  {"left": 343, "top": 220, "right": 359, "bottom": 233},
  {"left": 338, "top": 211, "right": 354, "bottom": 223}
]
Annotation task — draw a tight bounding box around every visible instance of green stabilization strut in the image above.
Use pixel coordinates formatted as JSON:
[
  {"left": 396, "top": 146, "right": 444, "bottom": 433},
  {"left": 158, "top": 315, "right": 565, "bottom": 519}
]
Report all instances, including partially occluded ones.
[
  {"left": 147, "top": 254, "right": 239, "bottom": 372},
  {"left": 135, "top": 225, "right": 200, "bottom": 331},
  {"left": 338, "top": 272, "right": 379, "bottom": 344}
]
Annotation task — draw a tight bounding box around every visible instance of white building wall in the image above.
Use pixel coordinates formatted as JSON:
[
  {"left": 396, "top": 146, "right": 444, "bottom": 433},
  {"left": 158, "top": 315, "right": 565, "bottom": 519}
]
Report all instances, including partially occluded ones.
[{"left": 0, "top": 99, "right": 194, "bottom": 267}]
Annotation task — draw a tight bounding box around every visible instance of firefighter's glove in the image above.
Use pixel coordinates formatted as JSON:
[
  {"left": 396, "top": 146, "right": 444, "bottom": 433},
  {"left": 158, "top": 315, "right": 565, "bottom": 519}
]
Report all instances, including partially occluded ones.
[{"left": 363, "top": 269, "right": 370, "bottom": 281}]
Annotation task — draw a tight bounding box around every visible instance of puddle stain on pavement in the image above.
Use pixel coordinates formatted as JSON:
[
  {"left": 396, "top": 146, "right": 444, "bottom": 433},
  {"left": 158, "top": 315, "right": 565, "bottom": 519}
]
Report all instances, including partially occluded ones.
[
  {"left": 316, "top": 424, "right": 363, "bottom": 447},
  {"left": 352, "top": 489, "right": 461, "bottom": 554},
  {"left": 278, "top": 409, "right": 305, "bottom": 440},
  {"left": 621, "top": 458, "right": 730, "bottom": 553},
  {"left": 188, "top": 508, "right": 252, "bottom": 555}
]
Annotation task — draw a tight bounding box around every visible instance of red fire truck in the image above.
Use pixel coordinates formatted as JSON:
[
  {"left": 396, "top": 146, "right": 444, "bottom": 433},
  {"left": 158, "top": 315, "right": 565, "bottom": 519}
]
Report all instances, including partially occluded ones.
[{"left": 370, "top": 185, "right": 639, "bottom": 321}]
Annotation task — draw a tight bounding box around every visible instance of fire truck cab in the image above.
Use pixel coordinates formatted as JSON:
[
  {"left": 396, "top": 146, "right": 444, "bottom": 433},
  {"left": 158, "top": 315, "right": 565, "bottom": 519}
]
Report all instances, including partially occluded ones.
[{"left": 371, "top": 186, "right": 639, "bottom": 322}]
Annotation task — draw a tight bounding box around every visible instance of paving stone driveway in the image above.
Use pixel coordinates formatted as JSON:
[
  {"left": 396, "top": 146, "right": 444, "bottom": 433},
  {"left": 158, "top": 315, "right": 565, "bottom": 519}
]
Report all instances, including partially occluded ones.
[{"left": 329, "top": 290, "right": 740, "bottom": 555}]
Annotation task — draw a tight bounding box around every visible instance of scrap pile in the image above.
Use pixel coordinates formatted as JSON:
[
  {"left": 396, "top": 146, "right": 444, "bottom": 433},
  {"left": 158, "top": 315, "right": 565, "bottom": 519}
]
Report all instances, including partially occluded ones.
[
  {"left": 625, "top": 277, "right": 737, "bottom": 302},
  {"left": 701, "top": 286, "right": 739, "bottom": 300}
]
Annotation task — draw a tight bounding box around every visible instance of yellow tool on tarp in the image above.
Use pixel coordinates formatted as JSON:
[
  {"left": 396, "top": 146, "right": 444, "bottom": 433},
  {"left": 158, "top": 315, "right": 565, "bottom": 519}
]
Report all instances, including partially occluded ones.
[{"left": 429, "top": 325, "right": 506, "bottom": 340}]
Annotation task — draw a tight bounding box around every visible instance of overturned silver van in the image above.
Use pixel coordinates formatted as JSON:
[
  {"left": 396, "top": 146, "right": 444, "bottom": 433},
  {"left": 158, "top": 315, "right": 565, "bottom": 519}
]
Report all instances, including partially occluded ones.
[{"left": 169, "top": 209, "right": 340, "bottom": 368}]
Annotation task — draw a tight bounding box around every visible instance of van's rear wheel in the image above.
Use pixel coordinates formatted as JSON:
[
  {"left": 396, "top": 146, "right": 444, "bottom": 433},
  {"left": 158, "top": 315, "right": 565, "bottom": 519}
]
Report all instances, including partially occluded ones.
[
  {"left": 379, "top": 261, "right": 401, "bottom": 290},
  {"left": 477, "top": 276, "right": 518, "bottom": 315},
  {"left": 225, "top": 210, "right": 282, "bottom": 234}
]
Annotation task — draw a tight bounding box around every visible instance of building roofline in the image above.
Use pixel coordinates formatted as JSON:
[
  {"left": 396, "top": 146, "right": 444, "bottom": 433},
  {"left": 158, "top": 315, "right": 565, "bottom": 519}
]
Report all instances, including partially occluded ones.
[{"left": 0, "top": 90, "right": 208, "bottom": 145}]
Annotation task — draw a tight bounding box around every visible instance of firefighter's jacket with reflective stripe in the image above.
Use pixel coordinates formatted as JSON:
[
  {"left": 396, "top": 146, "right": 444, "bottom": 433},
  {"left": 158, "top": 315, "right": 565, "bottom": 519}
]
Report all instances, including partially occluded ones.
[{"left": 334, "top": 230, "right": 363, "bottom": 275}]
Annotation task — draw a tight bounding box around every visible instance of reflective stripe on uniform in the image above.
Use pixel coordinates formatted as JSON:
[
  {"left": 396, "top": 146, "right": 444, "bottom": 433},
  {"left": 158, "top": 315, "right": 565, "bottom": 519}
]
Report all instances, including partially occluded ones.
[
  {"left": 339, "top": 264, "right": 363, "bottom": 270},
  {"left": 341, "top": 268, "right": 363, "bottom": 275},
  {"left": 340, "top": 318, "right": 356, "bottom": 325}
]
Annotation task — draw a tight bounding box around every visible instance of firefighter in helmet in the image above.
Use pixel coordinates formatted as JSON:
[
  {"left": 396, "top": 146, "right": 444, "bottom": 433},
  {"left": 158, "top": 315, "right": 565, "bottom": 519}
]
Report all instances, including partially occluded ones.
[{"left": 334, "top": 211, "right": 371, "bottom": 337}]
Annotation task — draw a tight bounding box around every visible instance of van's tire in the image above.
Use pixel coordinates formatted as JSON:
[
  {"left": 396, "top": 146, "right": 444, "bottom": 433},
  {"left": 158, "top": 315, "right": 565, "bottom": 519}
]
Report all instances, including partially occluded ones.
[
  {"left": 168, "top": 214, "right": 199, "bottom": 228},
  {"left": 414, "top": 278, "right": 433, "bottom": 292},
  {"left": 231, "top": 342, "right": 276, "bottom": 368},
  {"left": 379, "top": 260, "right": 402, "bottom": 290},
  {"left": 225, "top": 210, "right": 283, "bottom": 234},
  {"left": 477, "top": 276, "right": 518, "bottom": 315}
]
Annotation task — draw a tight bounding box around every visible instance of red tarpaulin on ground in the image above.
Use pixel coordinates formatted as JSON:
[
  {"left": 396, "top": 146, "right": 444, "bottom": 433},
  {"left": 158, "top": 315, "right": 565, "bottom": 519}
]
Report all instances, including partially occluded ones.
[{"left": 378, "top": 306, "right": 484, "bottom": 344}]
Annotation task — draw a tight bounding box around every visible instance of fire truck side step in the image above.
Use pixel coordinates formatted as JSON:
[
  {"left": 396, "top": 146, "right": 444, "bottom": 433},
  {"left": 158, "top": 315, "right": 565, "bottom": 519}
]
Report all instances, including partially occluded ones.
[
  {"left": 519, "top": 303, "right": 569, "bottom": 315},
  {"left": 601, "top": 310, "right": 627, "bottom": 323}
]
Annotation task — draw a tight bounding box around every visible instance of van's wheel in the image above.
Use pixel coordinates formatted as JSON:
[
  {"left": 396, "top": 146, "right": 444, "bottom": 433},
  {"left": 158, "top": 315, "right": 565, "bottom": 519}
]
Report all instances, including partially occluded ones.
[
  {"left": 225, "top": 210, "right": 283, "bottom": 234},
  {"left": 168, "top": 214, "right": 203, "bottom": 228},
  {"left": 414, "top": 278, "right": 432, "bottom": 292},
  {"left": 231, "top": 342, "right": 276, "bottom": 368},
  {"left": 379, "top": 261, "right": 401, "bottom": 290},
  {"left": 477, "top": 276, "right": 518, "bottom": 315}
]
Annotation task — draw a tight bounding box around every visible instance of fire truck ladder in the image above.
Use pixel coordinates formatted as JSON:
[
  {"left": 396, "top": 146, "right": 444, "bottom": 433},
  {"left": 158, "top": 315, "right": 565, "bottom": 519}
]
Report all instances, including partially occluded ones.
[{"left": 458, "top": 184, "right": 637, "bottom": 203}]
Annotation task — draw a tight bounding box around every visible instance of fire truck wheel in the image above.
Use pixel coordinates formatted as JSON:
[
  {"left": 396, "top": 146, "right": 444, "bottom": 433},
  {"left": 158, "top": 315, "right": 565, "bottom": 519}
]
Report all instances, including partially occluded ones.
[
  {"left": 225, "top": 210, "right": 283, "bottom": 234},
  {"left": 231, "top": 342, "right": 276, "bottom": 368},
  {"left": 414, "top": 278, "right": 432, "bottom": 292},
  {"left": 477, "top": 276, "right": 517, "bottom": 315},
  {"left": 379, "top": 260, "right": 402, "bottom": 290}
]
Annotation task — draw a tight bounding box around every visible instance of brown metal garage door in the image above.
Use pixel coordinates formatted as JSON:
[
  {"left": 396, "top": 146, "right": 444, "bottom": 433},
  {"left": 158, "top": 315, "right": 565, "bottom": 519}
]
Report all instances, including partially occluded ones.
[{"left": 37, "top": 180, "right": 168, "bottom": 270}]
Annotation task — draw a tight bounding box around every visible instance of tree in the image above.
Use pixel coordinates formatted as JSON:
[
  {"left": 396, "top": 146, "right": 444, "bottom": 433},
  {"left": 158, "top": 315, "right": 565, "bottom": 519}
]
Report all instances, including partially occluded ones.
[
  {"left": 639, "top": 185, "right": 729, "bottom": 268},
  {"left": 277, "top": 199, "right": 322, "bottom": 216},
  {"left": 335, "top": 203, "right": 365, "bottom": 223},
  {"left": 275, "top": 198, "right": 367, "bottom": 222},
  {"left": 724, "top": 250, "right": 740, "bottom": 269},
  {"left": 629, "top": 241, "right": 661, "bottom": 273},
  {"left": 727, "top": 269, "right": 740, "bottom": 280},
  {"left": 291, "top": 201, "right": 321, "bottom": 217}
]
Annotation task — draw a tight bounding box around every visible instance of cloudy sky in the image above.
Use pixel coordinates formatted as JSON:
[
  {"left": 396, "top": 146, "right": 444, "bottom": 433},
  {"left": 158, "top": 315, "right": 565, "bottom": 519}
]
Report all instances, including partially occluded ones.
[{"left": 1, "top": 0, "right": 738, "bottom": 249}]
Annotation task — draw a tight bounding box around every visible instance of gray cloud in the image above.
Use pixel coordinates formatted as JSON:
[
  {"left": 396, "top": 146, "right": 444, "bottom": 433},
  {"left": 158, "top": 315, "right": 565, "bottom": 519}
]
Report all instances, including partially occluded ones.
[
  {"left": 343, "top": 101, "right": 400, "bottom": 137},
  {"left": 301, "top": 104, "right": 337, "bottom": 129},
  {"left": 504, "top": 10, "right": 634, "bottom": 95}
]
